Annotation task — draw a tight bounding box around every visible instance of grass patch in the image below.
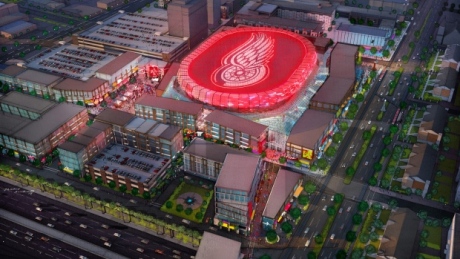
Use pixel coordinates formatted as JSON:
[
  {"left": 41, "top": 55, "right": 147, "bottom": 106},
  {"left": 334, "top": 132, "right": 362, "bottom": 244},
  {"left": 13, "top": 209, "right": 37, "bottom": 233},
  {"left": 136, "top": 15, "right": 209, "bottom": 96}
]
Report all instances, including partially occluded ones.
[
  {"left": 160, "top": 182, "right": 213, "bottom": 223},
  {"left": 445, "top": 133, "right": 460, "bottom": 150},
  {"left": 448, "top": 120, "right": 460, "bottom": 133},
  {"left": 401, "top": 148, "right": 411, "bottom": 159},
  {"left": 435, "top": 175, "right": 453, "bottom": 185},
  {"left": 431, "top": 185, "right": 451, "bottom": 204},
  {"left": 409, "top": 126, "right": 419, "bottom": 135},
  {"left": 423, "top": 226, "right": 442, "bottom": 250},
  {"left": 418, "top": 254, "right": 441, "bottom": 259},
  {"left": 438, "top": 158, "right": 457, "bottom": 173},
  {"left": 379, "top": 209, "right": 391, "bottom": 223},
  {"left": 313, "top": 195, "right": 344, "bottom": 255}
]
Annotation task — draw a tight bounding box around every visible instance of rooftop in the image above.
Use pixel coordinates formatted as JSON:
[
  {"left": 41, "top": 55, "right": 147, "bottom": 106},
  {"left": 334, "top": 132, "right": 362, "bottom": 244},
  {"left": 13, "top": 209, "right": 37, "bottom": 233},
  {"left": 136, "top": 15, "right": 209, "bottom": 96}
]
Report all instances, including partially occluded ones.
[
  {"left": 329, "top": 43, "right": 358, "bottom": 80},
  {"left": 444, "top": 44, "right": 460, "bottom": 62},
  {"left": 53, "top": 77, "right": 107, "bottom": 91},
  {"left": 58, "top": 140, "right": 86, "bottom": 153},
  {"left": 0, "top": 112, "right": 30, "bottom": 136},
  {"left": 216, "top": 154, "right": 260, "bottom": 192},
  {"left": 287, "top": 109, "right": 334, "bottom": 149},
  {"left": 205, "top": 110, "right": 268, "bottom": 138},
  {"left": 15, "top": 69, "right": 62, "bottom": 86},
  {"left": 0, "top": 65, "right": 26, "bottom": 77},
  {"left": 96, "top": 52, "right": 141, "bottom": 75},
  {"left": 14, "top": 103, "right": 86, "bottom": 144},
  {"left": 311, "top": 76, "right": 354, "bottom": 105},
  {"left": 135, "top": 95, "right": 203, "bottom": 116},
  {"left": 157, "top": 62, "right": 180, "bottom": 93},
  {"left": 263, "top": 169, "right": 301, "bottom": 219},
  {"left": 0, "top": 91, "right": 56, "bottom": 115},
  {"left": 183, "top": 138, "right": 256, "bottom": 163},
  {"left": 263, "top": 0, "right": 337, "bottom": 15},
  {"left": 195, "top": 231, "right": 241, "bottom": 259},
  {"left": 336, "top": 23, "right": 388, "bottom": 37},
  {"left": 436, "top": 67, "right": 458, "bottom": 89},
  {"left": 95, "top": 108, "right": 136, "bottom": 126}
]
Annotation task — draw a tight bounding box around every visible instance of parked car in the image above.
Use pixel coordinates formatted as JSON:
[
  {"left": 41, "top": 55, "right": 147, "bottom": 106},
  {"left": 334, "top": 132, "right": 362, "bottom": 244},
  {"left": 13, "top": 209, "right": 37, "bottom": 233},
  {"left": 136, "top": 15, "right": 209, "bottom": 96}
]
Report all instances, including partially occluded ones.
[
  {"left": 330, "top": 234, "right": 335, "bottom": 240},
  {"left": 9, "top": 230, "right": 17, "bottom": 235},
  {"left": 104, "top": 242, "right": 111, "bottom": 247},
  {"left": 136, "top": 248, "right": 144, "bottom": 253}
]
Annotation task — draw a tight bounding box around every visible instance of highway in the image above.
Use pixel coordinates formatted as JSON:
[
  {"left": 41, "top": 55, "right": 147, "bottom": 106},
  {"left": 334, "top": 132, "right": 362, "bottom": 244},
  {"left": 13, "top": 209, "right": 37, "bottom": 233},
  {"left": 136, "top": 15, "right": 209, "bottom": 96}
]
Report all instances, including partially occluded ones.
[{"left": 0, "top": 180, "right": 196, "bottom": 259}]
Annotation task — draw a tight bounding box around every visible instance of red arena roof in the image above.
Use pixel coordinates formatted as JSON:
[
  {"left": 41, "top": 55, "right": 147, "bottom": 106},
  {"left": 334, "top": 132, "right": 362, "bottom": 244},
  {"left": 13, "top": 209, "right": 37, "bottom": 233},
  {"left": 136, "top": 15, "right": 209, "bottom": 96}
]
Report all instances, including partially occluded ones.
[{"left": 177, "top": 27, "right": 317, "bottom": 113}]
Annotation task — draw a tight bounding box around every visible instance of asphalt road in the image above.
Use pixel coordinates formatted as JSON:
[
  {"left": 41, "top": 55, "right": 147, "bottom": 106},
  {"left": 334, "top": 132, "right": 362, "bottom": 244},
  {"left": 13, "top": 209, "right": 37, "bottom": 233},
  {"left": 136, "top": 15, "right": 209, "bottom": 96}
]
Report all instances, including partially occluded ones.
[
  {"left": 0, "top": 218, "right": 100, "bottom": 259},
  {"left": 0, "top": 180, "right": 196, "bottom": 259}
]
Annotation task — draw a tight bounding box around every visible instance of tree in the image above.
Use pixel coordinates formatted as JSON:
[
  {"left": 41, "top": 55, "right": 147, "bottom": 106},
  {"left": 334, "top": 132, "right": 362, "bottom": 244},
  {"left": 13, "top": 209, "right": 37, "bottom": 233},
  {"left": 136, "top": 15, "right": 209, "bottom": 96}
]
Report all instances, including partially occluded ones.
[
  {"left": 442, "top": 217, "right": 452, "bottom": 227},
  {"left": 346, "top": 231, "right": 357, "bottom": 242},
  {"left": 359, "top": 232, "right": 369, "bottom": 243},
  {"left": 395, "top": 29, "right": 402, "bottom": 36},
  {"left": 108, "top": 180, "right": 116, "bottom": 189},
  {"left": 314, "top": 234, "right": 323, "bottom": 244},
  {"left": 131, "top": 188, "right": 139, "bottom": 196},
  {"left": 327, "top": 206, "right": 337, "bottom": 216},
  {"left": 368, "top": 176, "right": 378, "bottom": 186},
  {"left": 339, "top": 121, "right": 348, "bottom": 131},
  {"left": 365, "top": 244, "right": 377, "bottom": 254},
  {"left": 358, "top": 46, "right": 365, "bottom": 53},
  {"left": 389, "top": 124, "right": 399, "bottom": 134},
  {"left": 351, "top": 248, "right": 363, "bottom": 259},
  {"left": 333, "top": 193, "right": 344, "bottom": 203},
  {"left": 370, "top": 47, "right": 378, "bottom": 55},
  {"left": 304, "top": 181, "right": 316, "bottom": 194},
  {"left": 373, "top": 219, "right": 384, "bottom": 229},
  {"left": 336, "top": 249, "right": 347, "bottom": 259},
  {"left": 420, "top": 239, "right": 427, "bottom": 247},
  {"left": 298, "top": 195, "right": 309, "bottom": 205},
  {"left": 176, "top": 204, "right": 184, "bottom": 212},
  {"left": 362, "top": 130, "right": 371, "bottom": 140},
  {"left": 383, "top": 49, "right": 390, "bottom": 58},
  {"left": 369, "top": 70, "right": 377, "bottom": 79},
  {"left": 369, "top": 232, "right": 379, "bottom": 242},
  {"left": 119, "top": 184, "right": 127, "bottom": 193},
  {"left": 389, "top": 199, "right": 398, "bottom": 209},
  {"left": 383, "top": 136, "right": 392, "bottom": 145},
  {"left": 373, "top": 163, "right": 382, "bottom": 172},
  {"left": 325, "top": 146, "right": 337, "bottom": 157},
  {"left": 388, "top": 40, "right": 395, "bottom": 47},
  {"left": 317, "top": 158, "right": 328, "bottom": 170},
  {"left": 421, "top": 229, "right": 429, "bottom": 238},
  {"left": 371, "top": 202, "right": 382, "bottom": 212},
  {"left": 72, "top": 169, "right": 81, "bottom": 178},
  {"left": 349, "top": 103, "right": 359, "bottom": 113},
  {"left": 307, "top": 251, "right": 316, "bottom": 259},
  {"left": 265, "top": 230, "right": 278, "bottom": 243},
  {"left": 289, "top": 207, "right": 302, "bottom": 219},
  {"left": 332, "top": 132, "right": 343, "bottom": 144},
  {"left": 355, "top": 93, "right": 364, "bottom": 103},
  {"left": 281, "top": 221, "right": 293, "bottom": 234},
  {"left": 402, "top": 55, "right": 409, "bottom": 62},
  {"left": 346, "top": 167, "right": 355, "bottom": 176},
  {"left": 142, "top": 191, "right": 151, "bottom": 199},
  {"left": 382, "top": 148, "right": 390, "bottom": 157},
  {"left": 352, "top": 213, "right": 363, "bottom": 225}
]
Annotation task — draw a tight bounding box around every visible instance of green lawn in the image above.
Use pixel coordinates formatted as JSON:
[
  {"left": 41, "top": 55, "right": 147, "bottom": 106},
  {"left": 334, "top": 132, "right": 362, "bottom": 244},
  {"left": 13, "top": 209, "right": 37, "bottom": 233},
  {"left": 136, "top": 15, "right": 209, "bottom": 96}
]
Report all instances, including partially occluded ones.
[
  {"left": 415, "top": 111, "right": 425, "bottom": 119},
  {"left": 447, "top": 119, "right": 460, "bottom": 133},
  {"left": 379, "top": 209, "right": 391, "bottom": 224},
  {"left": 438, "top": 159, "right": 457, "bottom": 173},
  {"left": 432, "top": 185, "right": 451, "bottom": 204},
  {"left": 160, "top": 182, "right": 213, "bottom": 223},
  {"left": 410, "top": 126, "right": 419, "bottom": 135},
  {"left": 401, "top": 148, "right": 411, "bottom": 159},
  {"left": 418, "top": 253, "right": 441, "bottom": 259},
  {"left": 445, "top": 133, "right": 460, "bottom": 150},
  {"left": 435, "top": 175, "right": 453, "bottom": 185},
  {"left": 423, "top": 226, "right": 442, "bottom": 250}
]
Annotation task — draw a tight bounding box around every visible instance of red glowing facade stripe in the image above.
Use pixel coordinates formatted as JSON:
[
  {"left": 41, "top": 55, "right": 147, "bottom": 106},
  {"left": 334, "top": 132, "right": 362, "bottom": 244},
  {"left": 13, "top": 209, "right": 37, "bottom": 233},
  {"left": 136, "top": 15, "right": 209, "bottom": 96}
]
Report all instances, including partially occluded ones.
[{"left": 178, "top": 27, "right": 317, "bottom": 113}]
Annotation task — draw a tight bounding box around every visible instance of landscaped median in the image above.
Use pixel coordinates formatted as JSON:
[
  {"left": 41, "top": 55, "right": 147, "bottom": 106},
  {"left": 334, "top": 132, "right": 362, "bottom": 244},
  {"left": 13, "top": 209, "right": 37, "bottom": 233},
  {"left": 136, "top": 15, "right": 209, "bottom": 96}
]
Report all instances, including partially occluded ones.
[
  {"left": 344, "top": 125, "right": 377, "bottom": 184},
  {"left": 312, "top": 194, "right": 344, "bottom": 256}
]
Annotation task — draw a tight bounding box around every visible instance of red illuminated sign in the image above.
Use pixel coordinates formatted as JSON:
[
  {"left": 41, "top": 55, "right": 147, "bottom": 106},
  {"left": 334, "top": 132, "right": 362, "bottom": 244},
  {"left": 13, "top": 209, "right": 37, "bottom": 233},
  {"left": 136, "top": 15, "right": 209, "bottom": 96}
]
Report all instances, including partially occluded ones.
[{"left": 178, "top": 27, "right": 317, "bottom": 113}]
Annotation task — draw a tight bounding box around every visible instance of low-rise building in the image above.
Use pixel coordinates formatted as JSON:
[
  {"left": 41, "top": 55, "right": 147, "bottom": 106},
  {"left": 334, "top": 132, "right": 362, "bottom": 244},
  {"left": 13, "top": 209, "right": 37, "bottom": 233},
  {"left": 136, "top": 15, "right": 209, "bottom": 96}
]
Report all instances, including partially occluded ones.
[
  {"left": 95, "top": 51, "right": 142, "bottom": 89},
  {"left": 399, "top": 143, "right": 434, "bottom": 194},
  {"left": 440, "top": 12, "right": 460, "bottom": 46},
  {"left": 0, "top": 65, "right": 26, "bottom": 88},
  {"left": 95, "top": 108, "right": 137, "bottom": 144},
  {"left": 432, "top": 67, "right": 457, "bottom": 102},
  {"left": 183, "top": 138, "right": 256, "bottom": 180},
  {"left": 442, "top": 44, "right": 460, "bottom": 71},
  {"left": 286, "top": 109, "right": 336, "bottom": 165},
  {"left": 214, "top": 154, "right": 262, "bottom": 235},
  {"left": 0, "top": 20, "right": 37, "bottom": 39},
  {"left": 204, "top": 110, "right": 268, "bottom": 153},
  {"left": 15, "top": 69, "right": 63, "bottom": 99},
  {"left": 196, "top": 231, "right": 243, "bottom": 259},
  {"left": 52, "top": 77, "right": 110, "bottom": 105},
  {"left": 0, "top": 92, "right": 88, "bottom": 160},
  {"left": 334, "top": 23, "right": 390, "bottom": 48},
  {"left": 135, "top": 95, "right": 203, "bottom": 131},
  {"left": 262, "top": 168, "right": 302, "bottom": 230},
  {"left": 97, "top": 0, "right": 125, "bottom": 10},
  {"left": 417, "top": 105, "right": 448, "bottom": 145}
]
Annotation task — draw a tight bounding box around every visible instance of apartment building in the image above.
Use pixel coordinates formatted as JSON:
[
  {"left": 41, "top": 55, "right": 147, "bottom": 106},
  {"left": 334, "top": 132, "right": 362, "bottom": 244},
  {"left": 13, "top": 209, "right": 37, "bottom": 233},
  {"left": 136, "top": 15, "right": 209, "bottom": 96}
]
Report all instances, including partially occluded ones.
[
  {"left": 135, "top": 95, "right": 203, "bottom": 131},
  {"left": 53, "top": 77, "right": 110, "bottom": 104}
]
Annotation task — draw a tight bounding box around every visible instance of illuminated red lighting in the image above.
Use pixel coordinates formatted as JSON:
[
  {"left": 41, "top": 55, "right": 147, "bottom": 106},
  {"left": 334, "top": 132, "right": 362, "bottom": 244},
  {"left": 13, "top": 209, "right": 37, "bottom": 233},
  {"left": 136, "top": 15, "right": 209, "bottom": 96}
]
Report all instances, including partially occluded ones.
[{"left": 178, "top": 27, "right": 317, "bottom": 113}]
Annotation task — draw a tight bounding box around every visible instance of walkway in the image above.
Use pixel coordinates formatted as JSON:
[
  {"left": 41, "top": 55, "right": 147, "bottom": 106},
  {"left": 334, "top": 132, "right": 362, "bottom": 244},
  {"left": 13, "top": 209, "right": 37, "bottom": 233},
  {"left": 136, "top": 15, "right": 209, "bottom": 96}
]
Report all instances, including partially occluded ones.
[{"left": 0, "top": 208, "right": 129, "bottom": 259}]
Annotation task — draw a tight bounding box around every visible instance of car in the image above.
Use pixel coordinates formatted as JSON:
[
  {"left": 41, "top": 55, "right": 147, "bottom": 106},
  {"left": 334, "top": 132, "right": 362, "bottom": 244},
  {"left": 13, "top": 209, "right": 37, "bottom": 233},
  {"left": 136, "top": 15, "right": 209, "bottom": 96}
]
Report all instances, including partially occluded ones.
[
  {"left": 349, "top": 145, "right": 355, "bottom": 149},
  {"left": 47, "top": 223, "right": 54, "bottom": 228},
  {"left": 100, "top": 236, "right": 108, "bottom": 241},
  {"left": 155, "top": 249, "right": 165, "bottom": 255},
  {"left": 173, "top": 255, "right": 181, "bottom": 259},
  {"left": 330, "top": 234, "right": 335, "bottom": 240},
  {"left": 9, "top": 230, "right": 17, "bottom": 235},
  {"left": 79, "top": 224, "right": 87, "bottom": 229},
  {"left": 26, "top": 231, "right": 33, "bottom": 237},
  {"left": 65, "top": 212, "right": 72, "bottom": 216},
  {"left": 79, "top": 256, "right": 88, "bottom": 259},
  {"left": 136, "top": 248, "right": 144, "bottom": 253},
  {"left": 304, "top": 239, "right": 311, "bottom": 247},
  {"left": 370, "top": 143, "right": 374, "bottom": 148},
  {"left": 339, "top": 208, "right": 343, "bottom": 214},
  {"left": 64, "top": 182, "right": 70, "bottom": 186},
  {"left": 114, "top": 233, "right": 121, "bottom": 237},
  {"left": 141, "top": 239, "right": 149, "bottom": 244},
  {"left": 182, "top": 219, "right": 191, "bottom": 224},
  {"left": 24, "top": 236, "right": 32, "bottom": 241},
  {"left": 93, "top": 187, "right": 99, "bottom": 191},
  {"left": 173, "top": 250, "right": 181, "bottom": 255},
  {"left": 36, "top": 207, "right": 42, "bottom": 211},
  {"left": 323, "top": 205, "right": 327, "bottom": 211},
  {"left": 51, "top": 217, "right": 57, "bottom": 221},
  {"left": 368, "top": 120, "right": 371, "bottom": 125},
  {"left": 104, "top": 242, "right": 111, "bottom": 247},
  {"left": 331, "top": 196, "right": 335, "bottom": 201},
  {"left": 365, "top": 161, "right": 369, "bottom": 166},
  {"left": 352, "top": 152, "right": 357, "bottom": 157},
  {"left": 40, "top": 236, "right": 49, "bottom": 242},
  {"left": 322, "top": 196, "right": 326, "bottom": 201},
  {"left": 347, "top": 206, "right": 352, "bottom": 212},
  {"left": 341, "top": 163, "right": 346, "bottom": 168},
  {"left": 304, "top": 227, "right": 310, "bottom": 234},
  {"left": 65, "top": 220, "right": 72, "bottom": 225},
  {"left": 379, "top": 127, "right": 383, "bottom": 131},
  {"left": 101, "top": 224, "right": 109, "bottom": 229},
  {"left": 165, "top": 214, "right": 173, "bottom": 219},
  {"left": 413, "top": 57, "right": 416, "bottom": 60},
  {"left": 35, "top": 216, "right": 42, "bottom": 221},
  {"left": 52, "top": 247, "right": 61, "bottom": 253}
]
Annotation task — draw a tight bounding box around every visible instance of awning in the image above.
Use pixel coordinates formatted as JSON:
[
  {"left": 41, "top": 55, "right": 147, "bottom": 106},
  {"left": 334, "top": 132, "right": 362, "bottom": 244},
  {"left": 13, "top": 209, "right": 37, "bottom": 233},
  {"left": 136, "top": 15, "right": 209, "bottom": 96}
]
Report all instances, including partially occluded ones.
[{"left": 293, "top": 186, "right": 304, "bottom": 198}]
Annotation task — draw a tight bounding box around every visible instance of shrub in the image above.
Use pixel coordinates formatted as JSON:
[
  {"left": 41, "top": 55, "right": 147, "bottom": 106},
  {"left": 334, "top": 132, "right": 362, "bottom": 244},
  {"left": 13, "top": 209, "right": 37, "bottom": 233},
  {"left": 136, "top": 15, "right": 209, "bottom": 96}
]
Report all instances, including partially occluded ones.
[
  {"left": 195, "top": 212, "right": 203, "bottom": 220},
  {"left": 165, "top": 200, "right": 173, "bottom": 209},
  {"left": 176, "top": 204, "right": 184, "bottom": 212},
  {"left": 185, "top": 208, "right": 193, "bottom": 215}
]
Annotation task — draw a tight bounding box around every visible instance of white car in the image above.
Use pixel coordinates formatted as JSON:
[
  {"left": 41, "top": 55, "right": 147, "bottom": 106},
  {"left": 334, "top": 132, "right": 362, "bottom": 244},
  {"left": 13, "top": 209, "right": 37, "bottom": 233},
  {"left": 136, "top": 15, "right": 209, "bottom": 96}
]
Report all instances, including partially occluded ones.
[
  {"left": 323, "top": 205, "right": 327, "bottom": 211},
  {"left": 330, "top": 234, "right": 335, "bottom": 240},
  {"left": 114, "top": 233, "right": 121, "bottom": 237},
  {"left": 365, "top": 161, "right": 369, "bottom": 166}
]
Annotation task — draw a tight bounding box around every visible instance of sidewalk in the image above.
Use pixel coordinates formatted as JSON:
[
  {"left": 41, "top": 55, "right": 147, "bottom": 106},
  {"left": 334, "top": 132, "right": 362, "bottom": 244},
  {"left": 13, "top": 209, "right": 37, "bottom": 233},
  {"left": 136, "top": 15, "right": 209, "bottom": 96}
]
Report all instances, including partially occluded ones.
[{"left": 0, "top": 175, "right": 198, "bottom": 250}]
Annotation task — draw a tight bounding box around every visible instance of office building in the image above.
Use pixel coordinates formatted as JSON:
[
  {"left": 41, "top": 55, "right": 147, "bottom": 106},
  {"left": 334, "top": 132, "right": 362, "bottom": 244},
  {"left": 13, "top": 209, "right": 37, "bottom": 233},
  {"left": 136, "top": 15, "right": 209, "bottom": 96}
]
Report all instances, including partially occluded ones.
[
  {"left": 214, "top": 154, "right": 262, "bottom": 235},
  {"left": 167, "top": 0, "right": 208, "bottom": 47}
]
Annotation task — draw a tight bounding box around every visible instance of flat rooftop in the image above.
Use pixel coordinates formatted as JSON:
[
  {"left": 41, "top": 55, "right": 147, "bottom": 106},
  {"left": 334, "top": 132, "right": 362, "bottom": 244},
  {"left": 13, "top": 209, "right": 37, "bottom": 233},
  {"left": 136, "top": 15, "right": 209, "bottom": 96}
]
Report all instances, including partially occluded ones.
[
  {"left": 205, "top": 110, "right": 268, "bottom": 137},
  {"left": 96, "top": 52, "right": 141, "bottom": 75},
  {"left": 0, "top": 65, "right": 27, "bottom": 77},
  {"left": 216, "top": 154, "right": 259, "bottom": 192},
  {"left": 287, "top": 109, "right": 334, "bottom": 149},
  {"left": 311, "top": 77, "right": 355, "bottom": 105},
  {"left": 26, "top": 45, "right": 119, "bottom": 81},
  {"left": 95, "top": 108, "right": 136, "bottom": 127},
  {"left": 125, "top": 117, "right": 181, "bottom": 141},
  {"left": 0, "top": 112, "right": 30, "bottom": 136},
  {"left": 15, "top": 69, "right": 62, "bottom": 86},
  {"left": 337, "top": 23, "right": 388, "bottom": 37},
  {"left": 88, "top": 144, "right": 169, "bottom": 183},
  {"left": 263, "top": 0, "right": 337, "bottom": 15},
  {"left": 53, "top": 77, "right": 107, "bottom": 91},
  {"left": 78, "top": 8, "right": 186, "bottom": 55},
  {"left": 196, "top": 231, "right": 241, "bottom": 259},
  {"left": 263, "top": 169, "right": 301, "bottom": 219},
  {"left": 183, "top": 138, "right": 256, "bottom": 164},
  {"left": 135, "top": 95, "right": 203, "bottom": 116},
  {"left": 0, "top": 91, "right": 56, "bottom": 115},
  {"left": 330, "top": 43, "right": 357, "bottom": 80}
]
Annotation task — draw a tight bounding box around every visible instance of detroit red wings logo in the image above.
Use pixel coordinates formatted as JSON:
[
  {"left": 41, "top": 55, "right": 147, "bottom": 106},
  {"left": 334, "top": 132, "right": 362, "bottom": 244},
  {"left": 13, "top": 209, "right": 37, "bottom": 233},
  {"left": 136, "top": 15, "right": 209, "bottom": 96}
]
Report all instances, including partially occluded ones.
[{"left": 212, "top": 33, "right": 275, "bottom": 88}]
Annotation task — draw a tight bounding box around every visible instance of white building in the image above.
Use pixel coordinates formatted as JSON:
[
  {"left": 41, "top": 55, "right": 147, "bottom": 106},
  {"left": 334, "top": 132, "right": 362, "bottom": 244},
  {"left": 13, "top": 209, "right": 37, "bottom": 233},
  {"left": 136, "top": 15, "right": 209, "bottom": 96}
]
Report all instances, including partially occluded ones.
[{"left": 334, "top": 23, "right": 390, "bottom": 48}]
